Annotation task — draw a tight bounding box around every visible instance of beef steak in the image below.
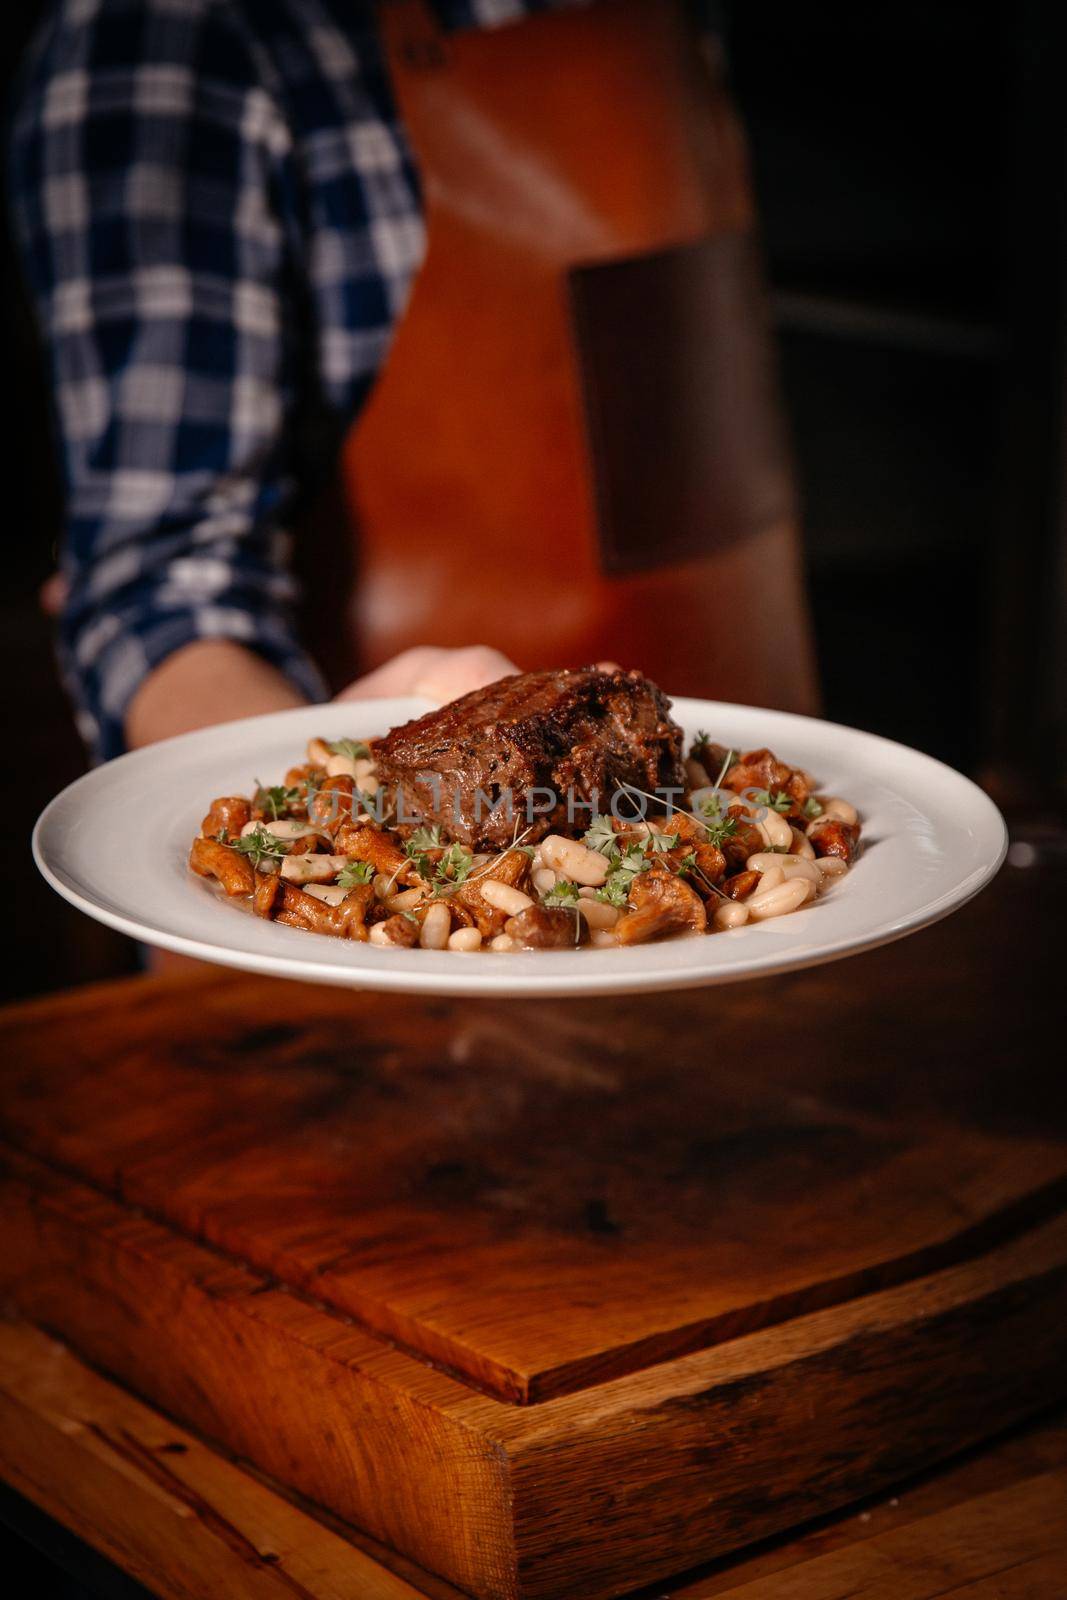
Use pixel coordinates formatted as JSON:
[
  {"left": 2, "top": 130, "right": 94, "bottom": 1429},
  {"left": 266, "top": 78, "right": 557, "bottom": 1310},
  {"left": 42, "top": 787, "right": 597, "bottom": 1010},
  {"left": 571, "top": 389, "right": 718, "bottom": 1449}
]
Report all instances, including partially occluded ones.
[{"left": 373, "top": 667, "right": 686, "bottom": 849}]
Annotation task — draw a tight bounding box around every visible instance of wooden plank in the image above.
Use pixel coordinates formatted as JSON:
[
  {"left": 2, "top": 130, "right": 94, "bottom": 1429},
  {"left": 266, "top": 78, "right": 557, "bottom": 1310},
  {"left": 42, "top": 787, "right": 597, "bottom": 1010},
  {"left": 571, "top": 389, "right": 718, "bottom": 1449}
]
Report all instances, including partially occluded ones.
[
  {"left": 2, "top": 867, "right": 1065, "bottom": 1407},
  {"left": 3, "top": 1138, "right": 1067, "bottom": 1600},
  {"left": 691, "top": 1475, "right": 1067, "bottom": 1599},
  {"left": 0, "top": 1318, "right": 459, "bottom": 1600},
  {"left": 667, "top": 1412, "right": 1067, "bottom": 1597},
  {"left": 0, "top": 1146, "right": 513, "bottom": 1599},
  {"left": 497, "top": 1211, "right": 1067, "bottom": 1599},
  {"left": 2, "top": 1317, "right": 1066, "bottom": 1600}
]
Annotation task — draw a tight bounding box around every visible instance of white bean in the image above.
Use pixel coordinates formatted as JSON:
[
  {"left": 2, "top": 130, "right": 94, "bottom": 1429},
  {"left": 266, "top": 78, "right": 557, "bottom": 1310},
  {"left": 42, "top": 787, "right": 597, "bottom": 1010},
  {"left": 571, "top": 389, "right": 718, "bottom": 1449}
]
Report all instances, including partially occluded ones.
[
  {"left": 307, "top": 737, "right": 332, "bottom": 767},
  {"left": 531, "top": 867, "right": 557, "bottom": 895},
  {"left": 821, "top": 796, "right": 858, "bottom": 826},
  {"left": 489, "top": 933, "right": 517, "bottom": 952},
  {"left": 326, "top": 753, "right": 359, "bottom": 779},
  {"left": 756, "top": 808, "right": 793, "bottom": 850},
  {"left": 815, "top": 856, "right": 850, "bottom": 881},
  {"left": 373, "top": 872, "right": 396, "bottom": 901},
  {"left": 387, "top": 887, "right": 424, "bottom": 912},
  {"left": 304, "top": 883, "right": 349, "bottom": 906},
  {"left": 746, "top": 878, "right": 811, "bottom": 920},
  {"left": 241, "top": 818, "right": 320, "bottom": 841},
  {"left": 539, "top": 835, "right": 609, "bottom": 886},
  {"left": 746, "top": 852, "right": 820, "bottom": 885},
  {"left": 789, "top": 826, "right": 815, "bottom": 859},
  {"left": 354, "top": 757, "right": 376, "bottom": 781},
  {"left": 713, "top": 900, "right": 749, "bottom": 930},
  {"left": 419, "top": 902, "right": 451, "bottom": 949},
  {"left": 578, "top": 899, "right": 619, "bottom": 930},
  {"left": 590, "top": 929, "right": 618, "bottom": 948},
  {"left": 280, "top": 853, "right": 349, "bottom": 884},
  {"left": 368, "top": 922, "right": 392, "bottom": 946},
  {"left": 481, "top": 880, "right": 534, "bottom": 915},
  {"left": 448, "top": 927, "right": 483, "bottom": 952},
  {"left": 757, "top": 864, "right": 784, "bottom": 892}
]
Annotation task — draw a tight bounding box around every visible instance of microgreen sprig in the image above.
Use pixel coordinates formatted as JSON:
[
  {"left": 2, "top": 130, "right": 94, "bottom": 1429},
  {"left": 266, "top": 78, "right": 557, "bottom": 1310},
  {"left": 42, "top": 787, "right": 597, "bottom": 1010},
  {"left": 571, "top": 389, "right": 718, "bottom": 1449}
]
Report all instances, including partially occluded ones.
[
  {"left": 595, "top": 842, "right": 653, "bottom": 907},
  {"left": 432, "top": 842, "right": 475, "bottom": 895},
  {"left": 337, "top": 859, "right": 375, "bottom": 891},
  {"left": 227, "top": 824, "right": 290, "bottom": 869},
  {"left": 696, "top": 791, "right": 740, "bottom": 848},
  {"left": 542, "top": 880, "right": 581, "bottom": 908},
  {"left": 583, "top": 815, "right": 620, "bottom": 857},
  {"left": 403, "top": 823, "right": 443, "bottom": 881},
  {"left": 748, "top": 788, "right": 793, "bottom": 815},
  {"left": 711, "top": 746, "right": 737, "bottom": 790},
  {"left": 327, "top": 738, "right": 371, "bottom": 762},
  {"left": 253, "top": 780, "right": 302, "bottom": 821}
]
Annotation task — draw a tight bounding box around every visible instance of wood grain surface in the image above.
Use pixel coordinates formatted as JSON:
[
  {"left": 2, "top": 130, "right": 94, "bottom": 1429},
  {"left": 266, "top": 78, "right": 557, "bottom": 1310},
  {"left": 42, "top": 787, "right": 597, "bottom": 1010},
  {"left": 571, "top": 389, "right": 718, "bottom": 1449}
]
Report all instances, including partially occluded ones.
[
  {"left": 2, "top": 868, "right": 1064, "bottom": 1406},
  {"left": 2, "top": 863, "right": 1064, "bottom": 1598},
  {"left": 2, "top": 1317, "right": 1065, "bottom": 1600}
]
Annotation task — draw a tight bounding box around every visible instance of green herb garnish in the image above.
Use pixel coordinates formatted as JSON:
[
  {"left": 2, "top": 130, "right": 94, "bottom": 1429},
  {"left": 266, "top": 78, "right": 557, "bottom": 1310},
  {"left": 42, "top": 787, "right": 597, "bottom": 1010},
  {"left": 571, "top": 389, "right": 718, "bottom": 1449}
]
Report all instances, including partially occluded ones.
[
  {"left": 803, "top": 795, "right": 823, "bottom": 819},
  {"left": 583, "top": 815, "right": 620, "bottom": 857},
  {"left": 696, "top": 791, "right": 740, "bottom": 848},
  {"left": 229, "top": 825, "right": 290, "bottom": 869},
  {"left": 596, "top": 842, "right": 652, "bottom": 907},
  {"left": 403, "top": 823, "right": 443, "bottom": 882},
  {"left": 433, "top": 842, "right": 474, "bottom": 892},
  {"left": 327, "top": 738, "right": 371, "bottom": 762},
  {"left": 749, "top": 788, "right": 793, "bottom": 815},
  {"left": 645, "top": 827, "right": 680, "bottom": 853},
  {"left": 542, "top": 880, "right": 581, "bottom": 908},
  {"left": 253, "top": 780, "right": 302, "bottom": 821},
  {"left": 337, "top": 859, "right": 375, "bottom": 891}
]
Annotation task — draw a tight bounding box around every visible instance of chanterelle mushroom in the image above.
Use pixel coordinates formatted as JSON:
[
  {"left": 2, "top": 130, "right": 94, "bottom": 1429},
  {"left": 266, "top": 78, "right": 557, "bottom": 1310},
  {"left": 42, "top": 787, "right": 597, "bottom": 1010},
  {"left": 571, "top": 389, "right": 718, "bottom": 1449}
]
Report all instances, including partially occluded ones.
[{"left": 614, "top": 868, "right": 707, "bottom": 945}]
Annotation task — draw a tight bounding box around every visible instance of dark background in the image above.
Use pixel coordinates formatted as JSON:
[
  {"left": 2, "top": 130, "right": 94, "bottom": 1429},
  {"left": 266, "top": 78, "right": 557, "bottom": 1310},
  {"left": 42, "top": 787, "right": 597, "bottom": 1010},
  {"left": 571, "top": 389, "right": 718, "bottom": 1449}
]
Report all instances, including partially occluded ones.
[{"left": 3, "top": 0, "right": 1064, "bottom": 1004}]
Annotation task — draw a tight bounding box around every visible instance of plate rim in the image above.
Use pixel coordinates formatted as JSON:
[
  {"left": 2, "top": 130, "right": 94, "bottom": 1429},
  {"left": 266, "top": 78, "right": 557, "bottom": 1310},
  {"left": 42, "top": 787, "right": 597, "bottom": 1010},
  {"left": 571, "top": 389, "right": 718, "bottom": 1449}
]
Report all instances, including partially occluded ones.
[{"left": 32, "top": 696, "right": 1008, "bottom": 998}]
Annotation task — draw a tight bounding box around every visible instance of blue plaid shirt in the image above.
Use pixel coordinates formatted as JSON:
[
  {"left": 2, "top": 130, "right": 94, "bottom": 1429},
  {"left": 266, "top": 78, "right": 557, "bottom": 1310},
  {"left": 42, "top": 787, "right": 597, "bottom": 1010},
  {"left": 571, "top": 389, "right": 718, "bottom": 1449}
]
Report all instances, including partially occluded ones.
[{"left": 11, "top": 0, "right": 580, "bottom": 759}]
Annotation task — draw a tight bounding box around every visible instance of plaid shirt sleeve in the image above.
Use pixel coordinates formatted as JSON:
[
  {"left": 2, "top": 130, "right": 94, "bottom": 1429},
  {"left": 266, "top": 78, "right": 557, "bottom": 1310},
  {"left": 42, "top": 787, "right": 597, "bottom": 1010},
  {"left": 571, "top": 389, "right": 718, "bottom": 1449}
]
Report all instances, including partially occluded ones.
[{"left": 10, "top": 0, "right": 328, "bottom": 760}]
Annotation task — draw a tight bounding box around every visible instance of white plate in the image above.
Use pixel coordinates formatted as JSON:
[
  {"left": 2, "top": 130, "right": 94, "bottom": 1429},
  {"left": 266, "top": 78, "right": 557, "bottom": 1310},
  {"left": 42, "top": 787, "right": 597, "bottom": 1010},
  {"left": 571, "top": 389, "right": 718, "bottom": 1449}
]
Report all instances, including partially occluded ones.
[{"left": 33, "top": 696, "right": 1007, "bottom": 998}]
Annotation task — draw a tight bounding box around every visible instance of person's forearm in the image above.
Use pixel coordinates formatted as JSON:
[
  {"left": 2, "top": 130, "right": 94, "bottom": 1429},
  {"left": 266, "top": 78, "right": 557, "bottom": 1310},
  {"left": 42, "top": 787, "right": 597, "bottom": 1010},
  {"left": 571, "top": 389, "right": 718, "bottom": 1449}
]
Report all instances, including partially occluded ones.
[{"left": 125, "top": 639, "right": 307, "bottom": 749}]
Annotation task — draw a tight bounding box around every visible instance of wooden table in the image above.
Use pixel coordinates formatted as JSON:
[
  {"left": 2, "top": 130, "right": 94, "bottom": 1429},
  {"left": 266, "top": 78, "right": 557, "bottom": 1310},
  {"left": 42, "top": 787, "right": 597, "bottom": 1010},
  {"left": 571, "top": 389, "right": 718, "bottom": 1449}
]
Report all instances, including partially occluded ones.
[
  {"left": 2, "top": 1317, "right": 1066, "bottom": 1600},
  {"left": 2, "top": 857, "right": 1065, "bottom": 1598}
]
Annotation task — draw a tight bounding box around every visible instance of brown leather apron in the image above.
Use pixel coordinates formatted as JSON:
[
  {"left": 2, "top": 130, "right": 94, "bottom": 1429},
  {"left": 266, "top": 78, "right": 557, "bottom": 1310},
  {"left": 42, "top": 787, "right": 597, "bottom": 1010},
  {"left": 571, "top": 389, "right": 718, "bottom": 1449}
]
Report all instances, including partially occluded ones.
[{"left": 339, "top": 0, "right": 818, "bottom": 710}]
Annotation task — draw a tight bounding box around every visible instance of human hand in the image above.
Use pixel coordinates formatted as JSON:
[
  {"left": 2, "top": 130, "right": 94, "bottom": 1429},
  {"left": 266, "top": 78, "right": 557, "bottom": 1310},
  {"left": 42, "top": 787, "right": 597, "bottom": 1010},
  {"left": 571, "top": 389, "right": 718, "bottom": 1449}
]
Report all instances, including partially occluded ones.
[{"left": 334, "top": 645, "right": 519, "bottom": 705}]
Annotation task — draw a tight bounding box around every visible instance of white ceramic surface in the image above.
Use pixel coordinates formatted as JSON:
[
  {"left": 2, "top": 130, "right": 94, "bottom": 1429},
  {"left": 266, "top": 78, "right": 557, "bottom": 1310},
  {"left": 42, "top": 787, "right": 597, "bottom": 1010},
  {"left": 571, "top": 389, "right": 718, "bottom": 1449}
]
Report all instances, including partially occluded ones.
[{"left": 33, "top": 697, "right": 1007, "bottom": 998}]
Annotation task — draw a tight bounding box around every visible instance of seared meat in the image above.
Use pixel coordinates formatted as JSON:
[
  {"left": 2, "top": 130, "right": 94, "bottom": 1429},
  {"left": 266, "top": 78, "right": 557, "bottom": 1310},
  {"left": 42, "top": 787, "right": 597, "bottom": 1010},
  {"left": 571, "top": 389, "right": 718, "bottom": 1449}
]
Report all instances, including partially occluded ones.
[{"left": 373, "top": 668, "right": 686, "bottom": 849}]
